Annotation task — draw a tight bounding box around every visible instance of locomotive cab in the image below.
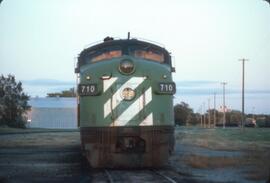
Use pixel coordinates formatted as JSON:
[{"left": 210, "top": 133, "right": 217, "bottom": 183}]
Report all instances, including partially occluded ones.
[{"left": 76, "top": 37, "right": 175, "bottom": 168}]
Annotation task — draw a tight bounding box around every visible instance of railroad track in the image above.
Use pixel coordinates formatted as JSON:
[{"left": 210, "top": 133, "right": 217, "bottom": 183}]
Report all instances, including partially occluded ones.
[
  {"left": 151, "top": 170, "right": 178, "bottom": 183},
  {"left": 104, "top": 169, "right": 114, "bottom": 183},
  {"left": 102, "top": 169, "right": 178, "bottom": 183}
]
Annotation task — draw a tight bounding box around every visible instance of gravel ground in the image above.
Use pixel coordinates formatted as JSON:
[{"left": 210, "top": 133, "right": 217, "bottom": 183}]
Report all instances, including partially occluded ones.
[
  {"left": 0, "top": 130, "right": 92, "bottom": 183},
  {"left": 0, "top": 127, "right": 269, "bottom": 183},
  {"left": 172, "top": 127, "right": 270, "bottom": 183}
]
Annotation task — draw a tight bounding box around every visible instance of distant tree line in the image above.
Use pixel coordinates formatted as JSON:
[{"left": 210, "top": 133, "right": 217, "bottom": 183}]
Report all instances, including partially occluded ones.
[
  {"left": 47, "top": 88, "right": 76, "bottom": 97},
  {"left": 174, "top": 102, "right": 197, "bottom": 125},
  {"left": 174, "top": 101, "right": 270, "bottom": 127},
  {"left": 0, "top": 74, "right": 30, "bottom": 128}
]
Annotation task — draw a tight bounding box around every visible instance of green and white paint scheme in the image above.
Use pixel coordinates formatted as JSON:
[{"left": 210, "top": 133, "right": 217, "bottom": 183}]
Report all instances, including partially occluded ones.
[{"left": 79, "top": 54, "right": 175, "bottom": 127}]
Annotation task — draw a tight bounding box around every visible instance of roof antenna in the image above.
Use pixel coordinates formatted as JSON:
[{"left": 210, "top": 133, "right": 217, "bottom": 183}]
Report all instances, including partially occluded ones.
[{"left": 127, "top": 32, "right": 130, "bottom": 40}]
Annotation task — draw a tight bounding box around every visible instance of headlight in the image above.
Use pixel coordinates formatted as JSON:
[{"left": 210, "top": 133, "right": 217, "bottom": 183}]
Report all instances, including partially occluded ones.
[
  {"left": 121, "top": 88, "right": 136, "bottom": 101},
  {"left": 119, "top": 59, "right": 134, "bottom": 74}
]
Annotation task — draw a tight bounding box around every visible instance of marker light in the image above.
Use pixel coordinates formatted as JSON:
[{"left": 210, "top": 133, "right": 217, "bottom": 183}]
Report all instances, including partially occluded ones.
[
  {"left": 119, "top": 59, "right": 134, "bottom": 74},
  {"left": 100, "top": 74, "right": 111, "bottom": 80}
]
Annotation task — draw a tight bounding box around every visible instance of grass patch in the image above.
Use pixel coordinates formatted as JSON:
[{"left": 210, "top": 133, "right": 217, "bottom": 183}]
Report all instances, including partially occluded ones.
[
  {"left": 175, "top": 126, "right": 270, "bottom": 181},
  {"left": 0, "top": 126, "right": 29, "bottom": 133},
  {"left": 0, "top": 126, "right": 78, "bottom": 134},
  {"left": 244, "top": 170, "right": 270, "bottom": 181},
  {"left": 0, "top": 131, "right": 80, "bottom": 147},
  {"left": 175, "top": 126, "right": 270, "bottom": 150},
  {"left": 183, "top": 154, "right": 241, "bottom": 169},
  {"left": 215, "top": 127, "right": 270, "bottom": 142}
]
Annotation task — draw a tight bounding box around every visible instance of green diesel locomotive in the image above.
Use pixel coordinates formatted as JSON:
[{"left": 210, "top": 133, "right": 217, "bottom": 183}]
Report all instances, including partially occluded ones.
[{"left": 75, "top": 36, "right": 176, "bottom": 168}]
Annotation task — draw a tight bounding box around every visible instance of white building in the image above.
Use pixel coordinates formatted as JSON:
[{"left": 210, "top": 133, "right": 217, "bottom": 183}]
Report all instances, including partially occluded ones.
[
  {"left": 27, "top": 97, "right": 77, "bottom": 129},
  {"left": 218, "top": 105, "right": 232, "bottom": 113}
]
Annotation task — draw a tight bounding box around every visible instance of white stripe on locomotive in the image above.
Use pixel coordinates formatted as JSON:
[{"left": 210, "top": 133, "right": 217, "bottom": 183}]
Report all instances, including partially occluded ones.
[
  {"left": 103, "top": 77, "right": 118, "bottom": 118},
  {"left": 139, "top": 112, "right": 153, "bottom": 126},
  {"left": 112, "top": 87, "right": 152, "bottom": 126},
  {"left": 103, "top": 77, "right": 153, "bottom": 126},
  {"left": 104, "top": 77, "right": 144, "bottom": 119},
  {"left": 103, "top": 77, "right": 117, "bottom": 92}
]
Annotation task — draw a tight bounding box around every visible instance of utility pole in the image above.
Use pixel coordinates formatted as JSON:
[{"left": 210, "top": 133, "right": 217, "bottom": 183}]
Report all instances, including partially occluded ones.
[
  {"left": 252, "top": 106, "right": 255, "bottom": 121},
  {"left": 208, "top": 98, "right": 211, "bottom": 128},
  {"left": 214, "top": 93, "right": 216, "bottom": 128},
  {"left": 200, "top": 105, "right": 203, "bottom": 127},
  {"left": 203, "top": 102, "right": 206, "bottom": 128},
  {"left": 221, "top": 82, "right": 227, "bottom": 128},
  {"left": 239, "top": 58, "right": 248, "bottom": 129}
]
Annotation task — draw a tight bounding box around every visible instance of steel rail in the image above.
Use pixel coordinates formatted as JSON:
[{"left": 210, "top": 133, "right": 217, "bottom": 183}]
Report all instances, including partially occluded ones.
[
  {"left": 104, "top": 169, "right": 114, "bottom": 183},
  {"left": 152, "top": 170, "right": 177, "bottom": 183}
]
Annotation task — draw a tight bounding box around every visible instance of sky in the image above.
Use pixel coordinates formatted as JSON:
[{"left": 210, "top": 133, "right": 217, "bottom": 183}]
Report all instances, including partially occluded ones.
[{"left": 0, "top": 0, "right": 270, "bottom": 113}]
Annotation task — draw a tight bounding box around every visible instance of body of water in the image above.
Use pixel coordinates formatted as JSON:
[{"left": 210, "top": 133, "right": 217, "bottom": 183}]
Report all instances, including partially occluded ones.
[{"left": 29, "top": 97, "right": 77, "bottom": 108}]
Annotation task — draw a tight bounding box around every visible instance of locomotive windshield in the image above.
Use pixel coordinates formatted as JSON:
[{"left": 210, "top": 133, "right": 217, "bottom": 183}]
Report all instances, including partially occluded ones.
[
  {"left": 78, "top": 39, "right": 172, "bottom": 67},
  {"left": 130, "top": 47, "right": 164, "bottom": 63},
  {"left": 91, "top": 49, "right": 122, "bottom": 63},
  {"left": 88, "top": 47, "right": 164, "bottom": 63}
]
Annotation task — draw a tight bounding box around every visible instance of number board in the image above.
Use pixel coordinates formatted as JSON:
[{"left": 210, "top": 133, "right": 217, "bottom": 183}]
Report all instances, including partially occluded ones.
[
  {"left": 78, "top": 84, "right": 98, "bottom": 96},
  {"left": 158, "top": 82, "right": 176, "bottom": 94}
]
